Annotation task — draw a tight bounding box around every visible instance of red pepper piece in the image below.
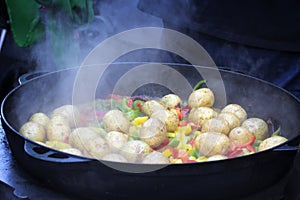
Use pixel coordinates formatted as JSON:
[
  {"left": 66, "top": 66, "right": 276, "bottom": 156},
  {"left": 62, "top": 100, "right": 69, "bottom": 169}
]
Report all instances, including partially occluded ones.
[
  {"left": 228, "top": 149, "right": 243, "bottom": 158},
  {"left": 175, "top": 107, "right": 182, "bottom": 121},
  {"left": 178, "top": 151, "right": 189, "bottom": 163},
  {"left": 127, "top": 98, "right": 133, "bottom": 108},
  {"left": 246, "top": 145, "right": 256, "bottom": 153},
  {"left": 154, "top": 138, "right": 170, "bottom": 150},
  {"left": 231, "top": 136, "right": 257, "bottom": 151},
  {"left": 178, "top": 120, "right": 188, "bottom": 127}
]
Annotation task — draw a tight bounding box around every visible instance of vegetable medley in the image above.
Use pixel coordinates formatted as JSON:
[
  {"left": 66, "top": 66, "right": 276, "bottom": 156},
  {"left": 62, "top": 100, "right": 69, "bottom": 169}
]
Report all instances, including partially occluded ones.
[{"left": 19, "top": 84, "right": 288, "bottom": 164}]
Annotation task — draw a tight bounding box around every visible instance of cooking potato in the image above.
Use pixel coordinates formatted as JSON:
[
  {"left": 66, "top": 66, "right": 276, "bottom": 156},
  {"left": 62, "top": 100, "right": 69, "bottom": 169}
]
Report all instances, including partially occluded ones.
[
  {"left": 69, "top": 127, "right": 99, "bottom": 150},
  {"left": 201, "top": 118, "right": 230, "bottom": 135},
  {"left": 242, "top": 118, "right": 268, "bottom": 140},
  {"left": 29, "top": 112, "right": 50, "bottom": 127},
  {"left": 221, "top": 104, "right": 247, "bottom": 124},
  {"left": 105, "top": 131, "right": 128, "bottom": 152},
  {"left": 258, "top": 135, "right": 288, "bottom": 151},
  {"left": 49, "top": 115, "right": 69, "bottom": 126},
  {"left": 51, "top": 105, "right": 81, "bottom": 128},
  {"left": 229, "top": 127, "right": 253, "bottom": 145},
  {"left": 194, "top": 132, "right": 230, "bottom": 157},
  {"left": 188, "top": 107, "right": 218, "bottom": 126},
  {"left": 45, "top": 140, "right": 72, "bottom": 149},
  {"left": 142, "top": 151, "right": 169, "bottom": 164},
  {"left": 19, "top": 121, "right": 46, "bottom": 142},
  {"left": 120, "top": 140, "right": 151, "bottom": 162},
  {"left": 188, "top": 88, "right": 214, "bottom": 108},
  {"left": 151, "top": 109, "right": 179, "bottom": 132},
  {"left": 85, "top": 137, "right": 110, "bottom": 159},
  {"left": 46, "top": 122, "right": 71, "bottom": 143},
  {"left": 141, "top": 100, "right": 165, "bottom": 116},
  {"left": 102, "top": 153, "right": 128, "bottom": 162},
  {"left": 139, "top": 118, "right": 167, "bottom": 148},
  {"left": 160, "top": 94, "right": 182, "bottom": 109},
  {"left": 217, "top": 112, "right": 240, "bottom": 130},
  {"left": 102, "top": 109, "right": 130, "bottom": 133},
  {"left": 60, "top": 148, "right": 83, "bottom": 156},
  {"left": 206, "top": 155, "right": 228, "bottom": 161}
]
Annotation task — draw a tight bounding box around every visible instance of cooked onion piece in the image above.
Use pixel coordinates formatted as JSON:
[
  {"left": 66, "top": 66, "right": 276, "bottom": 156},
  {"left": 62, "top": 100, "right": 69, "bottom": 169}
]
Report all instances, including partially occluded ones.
[
  {"left": 206, "top": 155, "right": 228, "bottom": 161},
  {"left": 242, "top": 118, "right": 269, "bottom": 140}
]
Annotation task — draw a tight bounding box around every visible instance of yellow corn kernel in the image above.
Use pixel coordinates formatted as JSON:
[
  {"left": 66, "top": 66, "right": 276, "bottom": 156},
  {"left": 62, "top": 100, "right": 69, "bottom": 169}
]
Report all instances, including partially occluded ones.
[
  {"left": 162, "top": 149, "right": 172, "bottom": 158},
  {"left": 132, "top": 116, "right": 148, "bottom": 126},
  {"left": 171, "top": 158, "right": 183, "bottom": 164},
  {"left": 176, "top": 125, "right": 192, "bottom": 135},
  {"left": 167, "top": 132, "right": 176, "bottom": 138},
  {"left": 194, "top": 131, "right": 202, "bottom": 136},
  {"left": 196, "top": 156, "right": 207, "bottom": 162},
  {"left": 186, "top": 144, "right": 193, "bottom": 154}
]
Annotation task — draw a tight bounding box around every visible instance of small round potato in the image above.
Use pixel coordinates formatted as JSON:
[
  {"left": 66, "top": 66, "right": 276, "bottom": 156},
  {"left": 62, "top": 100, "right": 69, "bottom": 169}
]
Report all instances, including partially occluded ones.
[
  {"left": 85, "top": 137, "right": 110, "bottom": 159},
  {"left": 217, "top": 112, "right": 240, "bottom": 130},
  {"left": 69, "top": 127, "right": 99, "bottom": 150},
  {"left": 51, "top": 105, "right": 81, "bottom": 128},
  {"left": 188, "top": 107, "right": 218, "bottom": 126},
  {"left": 221, "top": 104, "right": 247, "bottom": 124},
  {"left": 160, "top": 94, "right": 182, "bottom": 109},
  {"left": 201, "top": 118, "right": 230, "bottom": 135},
  {"left": 46, "top": 122, "right": 71, "bottom": 143},
  {"left": 141, "top": 100, "right": 165, "bottom": 116},
  {"left": 139, "top": 118, "right": 167, "bottom": 148},
  {"left": 194, "top": 132, "right": 230, "bottom": 157},
  {"left": 188, "top": 88, "right": 215, "bottom": 108},
  {"left": 151, "top": 109, "right": 179, "bottom": 132},
  {"left": 19, "top": 121, "right": 46, "bottom": 142},
  {"left": 102, "top": 153, "right": 128, "bottom": 162},
  {"left": 258, "top": 136, "right": 288, "bottom": 151},
  {"left": 29, "top": 112, "right": 50, "bottom": 127},
  {"left": 120, "top": 140, "right": 151, "bottom": 163},
  {"left": 105, "top": 131, "right": 128, "bottom": 152},
  {"left": 102, "top": 110, "right": 130, "bottom": 133},
  {"left": 45, "top": 140, "right": 72, "bottom": 149},
  {"left": 229, "top": 126, "right": 253, "bottom": 145},
  {"left": 242, "top": 118, "right": 269, "bottom": 140},
  {"left": 142, "top": 151, "right": 169, "bottom": 164},
  {"left": 206, "top": 155, "right": 228, "bottom": 161}
]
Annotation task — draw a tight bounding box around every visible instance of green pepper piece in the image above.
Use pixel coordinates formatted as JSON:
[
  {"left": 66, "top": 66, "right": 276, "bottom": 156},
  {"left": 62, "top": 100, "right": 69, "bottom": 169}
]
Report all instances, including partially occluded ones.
[
  {"left": 193, "top": 80, "right": 207, "bottom": 91},
  {"left": 168, "top": 137, "right": 180, "bottom": 148},
  {"left": 126, "top": 110, "right": 141, "bottom": 121}
]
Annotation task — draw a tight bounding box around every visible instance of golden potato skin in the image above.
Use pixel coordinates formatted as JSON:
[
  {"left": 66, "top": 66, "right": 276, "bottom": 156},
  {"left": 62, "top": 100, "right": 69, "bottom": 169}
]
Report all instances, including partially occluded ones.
[
  {"left": 105, "top": 131, "right": 128, "bottom": 152},
  {"left": 188, "top": 107, "right": 218, "bottom": 126},
  {"left": 151, "top": 109, "right": 179, "bottom": 132},
  {"left": 258, "top": 136, "right": 288, "bottom": 151},
  {"left": 120, "top": 140, "right": 151, "bottom": 163},
  {"left": 194, "top": 132, "right": 230, "bottom": 157},
  {"left": 60, "top": 148, "right": 83, "bottom": 156},
  {"left": 69, "top": 127, "right": 99, "bottom": 150},
  {"left": 142, "top": 151, "right": 169, "bottom": 164},
  {"left": 201, "top": 118, "right": 230, "bottom": 135},
  {"left": 20, "top": 121, "right": 46, "bottom": 142},
  {"left": 51, "top": 105, "right": 81, "bottom": 128},
  {"left": 29, "top": 112, "right": 50, "bottom": 127},
  {"left": 221, "top": 104, "right": 247, "bottom": 124},
  {"left": 85, "top": 137, "right": 110, "bottom": 159},
  {"left": 242, "top": 118, "right": 269, "bottom": 140},
  {"left": 139, "top": 118, "right": 167, "bottom": 148},
  {"left": 188, "top": 88, "right": 215, "bottom": 108},
  {"left": 217, "top": 112, "right": 240, "bottom": 130},
  {"left": 141, "top": 100, "right": 165, "bottom": 116},
  {"left": 46, "top": 122, "right": 71, "bottom": 143},
  {"left": 102, "top": 110, "right": 130, "bottom": 133},
  {"left": 160, "top": 94, "right": 182, "bottom": 109},
  {"left": 229, "top": 127, "right": 253, "bottom": 145}
]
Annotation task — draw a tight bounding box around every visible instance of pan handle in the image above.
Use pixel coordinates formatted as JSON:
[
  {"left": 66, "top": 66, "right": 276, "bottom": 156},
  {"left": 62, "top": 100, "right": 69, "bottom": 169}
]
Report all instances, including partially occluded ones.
[
  {"left": 18, "top": 71, "right": 49, "bottom": 85},
  {"left": 24, "top": 140, "right": 89, "bottom": 163}
]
